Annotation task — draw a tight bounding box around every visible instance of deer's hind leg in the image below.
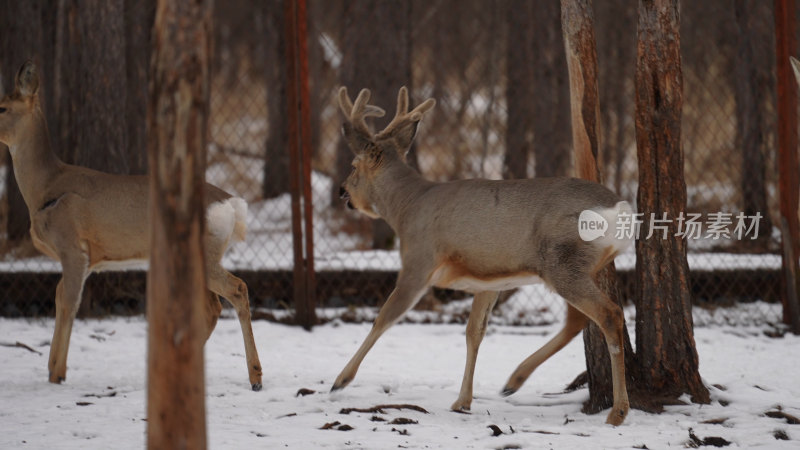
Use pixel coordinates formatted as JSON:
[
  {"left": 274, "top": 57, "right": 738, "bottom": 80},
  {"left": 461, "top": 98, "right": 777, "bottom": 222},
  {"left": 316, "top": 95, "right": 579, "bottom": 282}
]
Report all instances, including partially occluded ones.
[
  {"left": 48, "top": 250, "right": 89, "bottom": 384},
  {"left": 551, "top": 276, "right": 629, "bottom": 426},
  {"left": 204, "top": 291, "right": 223, "bottom": 342},
  {"left": 207, "top": 264, "right": 263, "bottom": 391},
  {"left": 502, "top": 303, "right": 588, "bottom": 396},
  {"left": 452, "top": 291, "right": 499, "bottom": 412}
]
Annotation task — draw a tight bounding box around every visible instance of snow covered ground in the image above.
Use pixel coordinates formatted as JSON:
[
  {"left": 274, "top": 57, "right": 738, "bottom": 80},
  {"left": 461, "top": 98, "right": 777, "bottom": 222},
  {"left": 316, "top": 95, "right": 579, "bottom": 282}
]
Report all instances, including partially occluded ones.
[{"left": 1, "top": 314, "right": 798, "bottom": 449}]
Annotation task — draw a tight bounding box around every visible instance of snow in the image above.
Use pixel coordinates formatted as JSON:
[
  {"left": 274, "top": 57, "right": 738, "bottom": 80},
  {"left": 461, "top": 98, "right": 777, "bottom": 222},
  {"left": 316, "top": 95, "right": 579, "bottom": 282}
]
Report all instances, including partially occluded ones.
[{"left": 1, "top": 314, "right": 798, "bottom": 449}]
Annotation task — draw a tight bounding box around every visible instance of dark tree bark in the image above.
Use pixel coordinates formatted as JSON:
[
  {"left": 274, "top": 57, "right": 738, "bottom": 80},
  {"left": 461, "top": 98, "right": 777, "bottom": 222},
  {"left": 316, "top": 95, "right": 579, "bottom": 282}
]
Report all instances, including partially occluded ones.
[
  {"left": 634, "top": 0, "right": 709, "bottom": 404},
  {"left": 505, "top": 1, "right": 571, "bottom": 180},
  {"left": 124, "top": 0, "right": 155, "bottom": 175},
  {"left": 504, "top": 0, "right": 534, "bottom": 179},
  {"left": 146, "top": 0, "right": 210, "bottom": 447},
  {"left": 532, "top": 1, "right": 571, "bottom": 178},
  {"left": 54, "top": 0, "right": 129, "bottom": 172},
  {"left": 596, "top": 0, "right": 635, "bottom": 195},
  {"left": 560, "top": 0, "right": 639, "bottom": 415},
  {"left": 337, "top": 0, "right": 412, "bottom": 249},
  {"left": 263, "top": 0, "right": 290, "bottom": 199},
  {"left": 734, "top": 0, "right": 773, "bottom": 246}
]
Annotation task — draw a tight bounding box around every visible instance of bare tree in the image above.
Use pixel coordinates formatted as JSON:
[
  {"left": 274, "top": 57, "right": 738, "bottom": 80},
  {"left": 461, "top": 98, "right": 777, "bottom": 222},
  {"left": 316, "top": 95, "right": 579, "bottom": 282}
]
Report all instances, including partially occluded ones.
[
  {"left": 734, "top": 0, "right": 773, "bottom": 246},
  {"left": 124, "top": 0, "right": 155, "bottom": 175},
  {"left": 634, "top": 0, "right": 709, "bottom": 405},
  {"left": 264, "top": 0, "right": 290, "bottom": 199},
  {"left": 146, "top": 0, "right": 211, "bottom": 446},
  {"left": 54, "top": 0, "right": 130, "bottom": 172},
  {"left": 504, "top": 0, "right": 534, "bottom": 179},
  {"left": 595, "top": 0, "right": 635, "bottom": 195},
  {"left": 337, "top": 0, "right": 412, "bottom": 249}
]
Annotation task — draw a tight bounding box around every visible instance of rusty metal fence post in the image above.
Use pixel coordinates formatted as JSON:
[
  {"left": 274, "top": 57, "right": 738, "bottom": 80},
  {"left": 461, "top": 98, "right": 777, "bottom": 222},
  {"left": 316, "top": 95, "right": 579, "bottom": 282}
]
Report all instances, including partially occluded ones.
[{"left": 285, "top": 0, "right": 317, "bottom": 329}]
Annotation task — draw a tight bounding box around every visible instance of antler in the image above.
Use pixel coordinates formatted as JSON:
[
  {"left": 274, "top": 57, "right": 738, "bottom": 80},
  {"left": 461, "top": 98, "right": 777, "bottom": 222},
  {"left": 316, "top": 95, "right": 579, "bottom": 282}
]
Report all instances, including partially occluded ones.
[
  {"left": 338, "top": 87, "right": 386, "bottom": 135},
  {"left": 375, "top": 86, "right": 436, "bottom": 140}
]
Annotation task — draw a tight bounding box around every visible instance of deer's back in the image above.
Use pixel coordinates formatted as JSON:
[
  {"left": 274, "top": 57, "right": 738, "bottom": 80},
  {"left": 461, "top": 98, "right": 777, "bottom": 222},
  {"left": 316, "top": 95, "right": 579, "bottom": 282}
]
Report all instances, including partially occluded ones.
[
  {"left": 408, "top": 177, "right": 623, "bottom": 284},
  {"left": 31, "top": 165, "right": 234, "bottom": 267}
]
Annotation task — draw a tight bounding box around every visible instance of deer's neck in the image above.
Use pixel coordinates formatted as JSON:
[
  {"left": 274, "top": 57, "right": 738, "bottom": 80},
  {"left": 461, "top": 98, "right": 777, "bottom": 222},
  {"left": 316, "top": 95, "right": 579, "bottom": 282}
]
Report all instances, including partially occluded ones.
[
  {"left": 8, "top": 111, "right": 64, "bottom": 210},
  {"left": 372, "top": 160, "right": 431, "bottom": 231}
]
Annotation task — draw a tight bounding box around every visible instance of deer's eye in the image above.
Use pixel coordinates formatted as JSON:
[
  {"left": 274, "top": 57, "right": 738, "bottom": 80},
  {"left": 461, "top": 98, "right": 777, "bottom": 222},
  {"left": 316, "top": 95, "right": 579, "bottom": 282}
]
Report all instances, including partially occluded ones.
[{"left": 0, "top": 107, "right": 7, "bottom": 113}]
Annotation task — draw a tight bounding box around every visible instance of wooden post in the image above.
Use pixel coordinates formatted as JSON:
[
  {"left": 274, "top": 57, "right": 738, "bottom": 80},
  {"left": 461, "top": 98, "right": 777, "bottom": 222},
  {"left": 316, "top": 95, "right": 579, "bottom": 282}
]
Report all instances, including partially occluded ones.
[
  {"left": 560, "top": 0, "right": 636, "bottom": 414},
  {"left": 286, "top": 0, "right": 317, "bottom": 330},
  {"left": 775, "top": 0, "right": 800, "bottom": 333},
  {"left": 146, "top": 0, "right": 211, "bottom": 448},
  {"left": 634, "top": 0, "right": 709, "bottom": 404}
]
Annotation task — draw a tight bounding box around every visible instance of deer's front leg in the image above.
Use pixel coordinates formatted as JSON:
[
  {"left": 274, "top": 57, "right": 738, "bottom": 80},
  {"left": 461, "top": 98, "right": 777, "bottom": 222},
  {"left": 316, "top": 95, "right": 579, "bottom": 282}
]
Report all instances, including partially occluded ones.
[
  {"left": 451, "top": 291, "right": 498, "bottom": 412},
  {"left": 48, "top": 252, "right": 89, "bottom": 384},
  {"left": 332, "top": 272, "right": 429, "bottom": 391}
]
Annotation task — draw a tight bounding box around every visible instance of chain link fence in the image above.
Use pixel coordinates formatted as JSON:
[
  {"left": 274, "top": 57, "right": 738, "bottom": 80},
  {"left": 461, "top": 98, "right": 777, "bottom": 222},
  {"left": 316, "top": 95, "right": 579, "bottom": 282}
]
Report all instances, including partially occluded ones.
[{"left": 0, "top": 0, "right": 793, "bottom": 327}]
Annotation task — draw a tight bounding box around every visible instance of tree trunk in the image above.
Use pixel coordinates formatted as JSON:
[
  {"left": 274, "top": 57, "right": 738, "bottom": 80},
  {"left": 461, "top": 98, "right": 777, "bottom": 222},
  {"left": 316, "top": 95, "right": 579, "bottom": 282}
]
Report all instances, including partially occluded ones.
[
  {"left": 263, "top": 0, "right": 290, "bottom": 199},
  {"left": 734, "top": 0, "right": 772, "bottom": 246},
  {"left": 634, "top": 0, "right": 709, "bottom": 405},
  {"left": 596, "top": 0, "right": 635, "bottom": 195},
  {"left": 337, "top": 0, "right": 412, "bottom": 249},
  {"left": 560, "top": 0, "right": 639, "bottom": 415},
  {"left": 533, "top": 1, "right": 571, "bottom": 178},
  {"left": 504, "top": 0, "right": 533, "bottom": 180},
  {"left": 506, "top": 1, "right": 571, "bottom": 180},
  {"left": 54, "top": 0, "right": 129, "bottom": 172},
  {"left": 146, "top": 0, "right": 210, "bottom": 447},
  {"left": 124, "top": 0, "right": 155, "bottom": 175}
]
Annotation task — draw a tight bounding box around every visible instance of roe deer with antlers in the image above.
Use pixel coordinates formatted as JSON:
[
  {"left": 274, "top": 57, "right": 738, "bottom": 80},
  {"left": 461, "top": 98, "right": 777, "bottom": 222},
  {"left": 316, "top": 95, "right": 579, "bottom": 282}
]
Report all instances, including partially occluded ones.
[
  {"left": 332, "top": 86, "right": 633, "bottom": 425},
  {"left": 0, "top": 62, "right": 262, "bottom": 390}
]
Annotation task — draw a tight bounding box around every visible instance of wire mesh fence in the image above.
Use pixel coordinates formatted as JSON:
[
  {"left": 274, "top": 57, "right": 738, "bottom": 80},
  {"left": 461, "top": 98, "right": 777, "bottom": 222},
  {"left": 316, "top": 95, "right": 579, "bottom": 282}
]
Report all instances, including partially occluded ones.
[{"left": 0, "top": 0, "right": 793, "bottom": 327}]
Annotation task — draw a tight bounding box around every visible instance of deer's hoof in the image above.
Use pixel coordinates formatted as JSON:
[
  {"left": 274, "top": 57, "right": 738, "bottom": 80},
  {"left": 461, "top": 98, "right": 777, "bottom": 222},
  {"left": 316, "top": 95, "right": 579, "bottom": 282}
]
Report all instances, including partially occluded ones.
[
  {"left": 251, "top": 382, "right": 262, "bottom": 392},
  {"left": 48, "top": 372, "right": 65, "bottom": 384},
  {"left": 605, "top": 407, "right": 628, "bottom": 426},
  {"left": 500, "top": 386, "right": 517, "bottom": 397},
  {"left": 331, "top": 375, "right": 352, "bottom": 392},
  {"left": 450, "top": 402, "right": 472, "bottom": 414}
]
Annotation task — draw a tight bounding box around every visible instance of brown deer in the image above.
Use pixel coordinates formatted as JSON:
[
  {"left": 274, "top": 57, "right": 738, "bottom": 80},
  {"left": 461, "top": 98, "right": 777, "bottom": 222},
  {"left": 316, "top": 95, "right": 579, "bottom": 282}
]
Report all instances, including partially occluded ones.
[
  {"left": 332, "top": 86, "right": 633, "bottom": 425},
  {"left": 0, "top": 61, "right": 262, "bottom": 390}
]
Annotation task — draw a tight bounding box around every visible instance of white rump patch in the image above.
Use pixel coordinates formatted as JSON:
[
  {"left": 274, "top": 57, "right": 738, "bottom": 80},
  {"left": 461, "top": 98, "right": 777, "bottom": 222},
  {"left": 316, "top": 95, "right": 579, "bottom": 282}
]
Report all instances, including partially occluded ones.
[
  {"left": 207, "top": 198, "right": 237, "bottom": 241},
  {"left": 590, "top": 201, "right": 634, "bottom": 254}
]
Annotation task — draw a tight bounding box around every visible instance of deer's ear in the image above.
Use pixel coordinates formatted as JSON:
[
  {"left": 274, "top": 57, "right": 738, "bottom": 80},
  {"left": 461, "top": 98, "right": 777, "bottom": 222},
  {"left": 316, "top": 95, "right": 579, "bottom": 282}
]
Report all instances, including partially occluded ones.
[
  {"left": 341, "top": 122, "right": 374, "bottom": 156},
  {"left": 15, "top": 61, "right": 39, "bottom": 98},
  {"left": 390, "top": 121, "right": 420, "bottom": 153}
]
